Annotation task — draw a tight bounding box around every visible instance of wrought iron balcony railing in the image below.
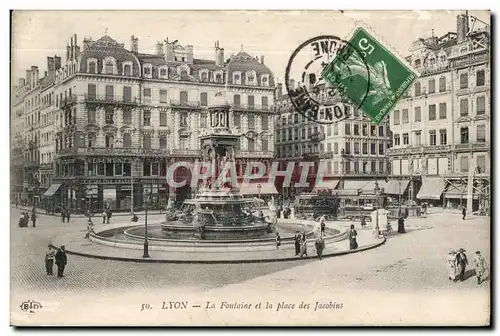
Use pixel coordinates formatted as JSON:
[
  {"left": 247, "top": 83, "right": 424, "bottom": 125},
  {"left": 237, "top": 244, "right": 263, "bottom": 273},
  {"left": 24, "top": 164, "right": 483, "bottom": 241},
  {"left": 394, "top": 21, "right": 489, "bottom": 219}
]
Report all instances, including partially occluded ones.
[
  {"left": 84, "top": 94, "right": 141, "bottom": 105},
  {"left": 170, "top": 100, "right": 202, "bottom": 108}
]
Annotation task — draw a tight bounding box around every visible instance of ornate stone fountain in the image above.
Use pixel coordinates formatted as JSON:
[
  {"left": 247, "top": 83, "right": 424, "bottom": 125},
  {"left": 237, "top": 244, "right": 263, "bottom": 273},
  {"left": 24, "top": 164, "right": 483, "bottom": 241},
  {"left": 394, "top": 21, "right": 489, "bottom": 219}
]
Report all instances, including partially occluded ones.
[{"left": 161, "top": 94, "right": 275, "bottom": 240}]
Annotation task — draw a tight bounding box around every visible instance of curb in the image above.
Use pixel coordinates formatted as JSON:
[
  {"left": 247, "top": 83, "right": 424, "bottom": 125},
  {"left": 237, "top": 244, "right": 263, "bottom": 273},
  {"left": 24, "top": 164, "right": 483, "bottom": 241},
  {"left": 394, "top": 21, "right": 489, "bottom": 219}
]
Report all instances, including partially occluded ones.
[{"left": 62, "top": 237, "right": 386, "bottom": 264}]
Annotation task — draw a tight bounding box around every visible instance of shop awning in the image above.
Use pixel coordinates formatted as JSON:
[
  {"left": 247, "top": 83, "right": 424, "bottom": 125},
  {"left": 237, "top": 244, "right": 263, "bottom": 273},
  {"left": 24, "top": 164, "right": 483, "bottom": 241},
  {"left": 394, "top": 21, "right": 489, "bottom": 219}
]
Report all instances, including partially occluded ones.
[
  {"left": 384, "top": 180, "right": 410, "bottom": 195},
  {"left": 444, "top": 182, "right": 479, "bottom": 199},
  {"left": 42, "top": 184, "right": 61, "bottom": 197},
  {"left": 417, "top": 177, "right": 446, "bottom": 200},
  {"left": 342, "top": 180, "right": 371, "bottom": 191},
  {"left": 239, "top": 182, "right": 278, "bottom": 195},
  {"left": 312, "top": 179, "right": 340, "bottom": 192}
]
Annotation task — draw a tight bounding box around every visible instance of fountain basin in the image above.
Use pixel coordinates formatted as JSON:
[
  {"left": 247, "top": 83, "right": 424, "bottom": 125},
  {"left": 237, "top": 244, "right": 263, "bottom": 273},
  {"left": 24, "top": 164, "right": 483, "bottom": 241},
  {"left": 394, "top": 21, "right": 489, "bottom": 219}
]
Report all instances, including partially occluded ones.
[{"left": 160, "top": 222, "right": 269, "bottom": 240}]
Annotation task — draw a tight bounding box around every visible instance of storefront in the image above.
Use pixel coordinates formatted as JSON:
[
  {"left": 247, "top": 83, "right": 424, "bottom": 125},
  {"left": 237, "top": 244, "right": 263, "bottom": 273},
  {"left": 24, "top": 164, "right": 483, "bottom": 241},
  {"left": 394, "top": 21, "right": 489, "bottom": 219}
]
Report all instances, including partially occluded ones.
[{"left": 416, "top": 177, "right": 446, "bottom": 206}]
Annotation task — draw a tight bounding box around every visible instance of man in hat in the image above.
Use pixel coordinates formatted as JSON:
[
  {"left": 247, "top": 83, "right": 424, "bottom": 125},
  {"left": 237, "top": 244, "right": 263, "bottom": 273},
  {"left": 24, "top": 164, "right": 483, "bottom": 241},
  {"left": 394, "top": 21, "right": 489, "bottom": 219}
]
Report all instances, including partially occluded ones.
[
  {"left": 473, "top": 251, "right": 487, "bottom": 285},
  {"left": 55, "top": 245, "right": 68, "bottom": 278},
  {"left": 462, "top": 206, "right": 466, "bottom": 220},
  {"left": 315, "top": 236, "right": 325, "bottom": 260},
  {"left": 447, "top": 250, "right": 457, "bottom": 281},
  {"left": 455, "top": 248, "right": 468, "bottom": 282}
]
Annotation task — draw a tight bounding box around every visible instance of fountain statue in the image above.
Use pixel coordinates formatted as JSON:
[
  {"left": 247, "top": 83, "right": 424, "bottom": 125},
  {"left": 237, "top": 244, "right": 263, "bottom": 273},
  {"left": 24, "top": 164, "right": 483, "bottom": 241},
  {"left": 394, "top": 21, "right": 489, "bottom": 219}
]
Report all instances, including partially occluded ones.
[
  {"left": 266, "top": 196, "right": 278, "bottom": 233},
  {"left": 165, "top": 197, "right": 177, "bottom": 221}
]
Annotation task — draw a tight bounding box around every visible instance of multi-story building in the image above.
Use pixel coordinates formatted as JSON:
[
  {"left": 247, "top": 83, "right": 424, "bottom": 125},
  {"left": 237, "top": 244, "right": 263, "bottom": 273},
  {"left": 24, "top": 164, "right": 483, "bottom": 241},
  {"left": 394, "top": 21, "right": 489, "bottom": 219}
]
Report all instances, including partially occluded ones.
[
  {"left": 30, "top": 33, "right": 277, "bottom": 213},
  {"left": 388, "top": 13, "right": 490, "bottom": 211},
  {"left": 38, "top": 56, "right": 59, "bottom": 197},
  {"left": 274, "top": 81, "right": 391, "bottom": 199},
  {"left": 11, "top": 78, "right": 29, "bottom": 202}
]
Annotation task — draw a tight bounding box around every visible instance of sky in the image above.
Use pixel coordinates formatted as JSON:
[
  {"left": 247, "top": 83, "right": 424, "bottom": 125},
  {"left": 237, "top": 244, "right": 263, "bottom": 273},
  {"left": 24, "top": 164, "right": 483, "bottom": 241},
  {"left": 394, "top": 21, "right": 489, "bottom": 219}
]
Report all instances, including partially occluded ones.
[{"left": 11, "top": 10, "right": 490, "bottom": 86}]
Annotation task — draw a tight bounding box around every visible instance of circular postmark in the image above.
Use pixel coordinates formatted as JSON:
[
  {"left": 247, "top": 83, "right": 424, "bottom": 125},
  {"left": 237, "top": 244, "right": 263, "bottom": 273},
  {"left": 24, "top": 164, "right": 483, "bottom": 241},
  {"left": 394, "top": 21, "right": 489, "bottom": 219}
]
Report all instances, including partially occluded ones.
[{"left": 285, "top": 35, "right": 370, "bottom": 124}]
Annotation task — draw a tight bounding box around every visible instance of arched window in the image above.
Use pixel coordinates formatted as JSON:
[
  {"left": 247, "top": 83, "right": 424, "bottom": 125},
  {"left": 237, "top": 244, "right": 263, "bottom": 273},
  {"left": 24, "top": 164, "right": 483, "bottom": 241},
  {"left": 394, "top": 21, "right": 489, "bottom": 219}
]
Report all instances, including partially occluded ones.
[
  {"left": 201, "top": 72, "right": 208, "bottom": 82},
  {"left": 105, "top": 134, "right": 114, "bottom": 148},
  {"left": 215, "top": 74, "right": 222, "bottom": 83},
  {"left": 123, "top": 64, "right": 131, "bottom": 76},
  {"left": 105, "top": 60, "right": 114, "bottom": 75},
  {"left": 160, "top": 68, "right": 167, "bottom": 77},
  {"left": 180, "top": 70, "right": 188, "bottom": 80}
]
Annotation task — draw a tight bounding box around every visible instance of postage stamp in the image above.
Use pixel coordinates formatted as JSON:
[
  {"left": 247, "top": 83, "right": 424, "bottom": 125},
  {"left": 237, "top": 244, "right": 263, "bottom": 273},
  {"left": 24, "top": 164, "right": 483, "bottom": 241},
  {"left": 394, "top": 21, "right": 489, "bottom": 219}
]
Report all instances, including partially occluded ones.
[
  {"left": 284, "top": 35, "right": 370, "bottom": 124},
  {"left": 323, "top": 27, "right": 417, "bottom": 124}
]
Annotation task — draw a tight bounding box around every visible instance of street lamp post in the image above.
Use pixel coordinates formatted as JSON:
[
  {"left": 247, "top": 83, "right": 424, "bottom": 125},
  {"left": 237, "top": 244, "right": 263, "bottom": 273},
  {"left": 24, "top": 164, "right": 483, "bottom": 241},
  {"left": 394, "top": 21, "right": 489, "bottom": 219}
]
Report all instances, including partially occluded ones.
[
  {"left": 257, "top": 183, "right": 262, "bottom": 200},
  {"left": 374, "top": 180, "right": 380, "bottom": 238},
  {"left": 398, "top": 180, "right": 402, "bottom": 217},
  {"left": 143, "top": 186, "right": 150, "bottom": 258}
]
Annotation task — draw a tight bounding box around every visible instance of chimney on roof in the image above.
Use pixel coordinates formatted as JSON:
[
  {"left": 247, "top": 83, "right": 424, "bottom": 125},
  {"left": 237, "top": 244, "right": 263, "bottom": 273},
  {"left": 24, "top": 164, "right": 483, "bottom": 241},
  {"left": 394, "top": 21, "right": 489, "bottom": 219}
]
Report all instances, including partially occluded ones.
[
  {"left": 70, "top": 36, "right": 74, "bottom": 60},
  {"left": 74, "top": 34, "right": 80, "bottom": 58},
  {"left": 25, "top": 70, "right": 31, "bottom": 88},
  {"left": 130, "top": 35, "right": 139, "bottom": 53},
  {"left": 83, "top": 37, "right": 92, "bottom": 50},
  {"left": 276, "top": 83, "right": 283, "bottom": 99},
  {"left": 156, "top": 42, "right": 164, "bottom": 56},
  {"left": 47, "top": 56, "right": 55, "bottom": 75},
  {"left": 54, "top": 55, "right": 62, "bottom": 70},
  {"left": 260, "top": 55, "right": 265, "bottom": 65},
  {"left": 18, "top": 78, "right": 25, "bottom": 88},
  {"left": 66, "top": 44, "right": 70, "bottom": 61},
  {"left": 214, "top": 41, "right": 224, "bottom": 67},
  {"left": 31, "top": 66, "right": 38, "bottom": 88},
  {"left": 457, "top": 13, "right": 469, "bottom": 43}
]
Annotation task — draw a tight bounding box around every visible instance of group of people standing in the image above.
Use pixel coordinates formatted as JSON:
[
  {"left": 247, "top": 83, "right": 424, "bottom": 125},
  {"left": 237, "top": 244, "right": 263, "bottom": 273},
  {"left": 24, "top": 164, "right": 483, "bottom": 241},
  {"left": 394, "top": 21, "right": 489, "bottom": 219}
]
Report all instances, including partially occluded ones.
[
  {"left": 102, "top": 208, "right": 113, "bottom": 224},
  {"left": 447, "top": 248, "right": 488, "bottom": 285},
  {"left": 45, "top": 244, "right": 68, "bottom": 278},
  {"left": 60, "top": 207, "right": 72, "bottom": 223},
  {"left": 294, "top": 231, "right": 308, "bottom": 257},
  {"left": 18, "top": 208, "right": 37, "bottom": 228}
]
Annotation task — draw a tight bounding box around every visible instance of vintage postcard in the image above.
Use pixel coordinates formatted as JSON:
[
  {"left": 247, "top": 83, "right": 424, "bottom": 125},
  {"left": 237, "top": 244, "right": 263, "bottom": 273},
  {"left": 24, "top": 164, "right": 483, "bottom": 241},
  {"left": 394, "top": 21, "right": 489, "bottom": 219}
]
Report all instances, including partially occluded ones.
[{"left": 10, "top": 10, "right": 491, "bottom": 326}]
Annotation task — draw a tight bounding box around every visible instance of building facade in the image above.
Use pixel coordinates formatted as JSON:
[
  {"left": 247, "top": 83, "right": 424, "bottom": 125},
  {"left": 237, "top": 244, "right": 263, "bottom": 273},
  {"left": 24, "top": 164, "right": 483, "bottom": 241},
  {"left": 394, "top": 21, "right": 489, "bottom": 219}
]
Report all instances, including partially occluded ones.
[
  {"left": 388, "top": 13, "right": 490, "bottom": 211},
  {"left": 274, "top": 82, "right": 391, "bottom": 198},
  {"left": 15, "top": 34, "right": 276, "bottom": 213}
]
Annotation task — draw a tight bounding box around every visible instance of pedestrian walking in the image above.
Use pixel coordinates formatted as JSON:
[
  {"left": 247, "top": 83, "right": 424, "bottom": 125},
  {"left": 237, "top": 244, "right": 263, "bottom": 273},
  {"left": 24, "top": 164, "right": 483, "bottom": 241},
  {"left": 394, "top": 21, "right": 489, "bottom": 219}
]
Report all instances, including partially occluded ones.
[
  {"left": 473, "top": 251, "right": 488, "bottom": 285},
  {"left": 455, "top": 248, "right": 468, "bottom": 282},
  {"left": 45, "top": 245, "right": 55, "bottom": 275},
  {"left": 319, "top": 215, "right": 326, "bottom": 237},
  {"left": 397, "top": 216, "right": 406, "bottom": 233},
  {"left": 462, "top": 206, "right": 466, "bottom": 220},
  {"left": 30, "top": 211, "right": 37, "bottom": 228},
  {"left": 61, "top": 208, "right": 66, "bottom": 223},
  {"left": 447, "top": 250, "right": 457, "bottom": 281},
  {"left": 66, "top": 209, "right": 71, "bottom": 223},
  {"left": 349, "top": 224, "right": 358, "bottom": 250},
  {"left": 102, "top": 211, "right": 107, "bottom": 224},
  {"left": 106, "top": 209, "right": 112, "bottom": 224},
  {"left": 85, "top": 219, "right": 94, "bottom": 239},
  {"left": 275, "top": 232, "right": 281, "bottom": 250},
  {"left": 361, "top": 216, "right": 367, "bottom": 228},
  {"left": 315, "top": 236, "right": 325, "bottom": 260},
  {"left": 55, "top": 245, "right": 68, "bottom": 278},
  {"left": 294, "top": 231, "right": 301, "bottom": 256}
]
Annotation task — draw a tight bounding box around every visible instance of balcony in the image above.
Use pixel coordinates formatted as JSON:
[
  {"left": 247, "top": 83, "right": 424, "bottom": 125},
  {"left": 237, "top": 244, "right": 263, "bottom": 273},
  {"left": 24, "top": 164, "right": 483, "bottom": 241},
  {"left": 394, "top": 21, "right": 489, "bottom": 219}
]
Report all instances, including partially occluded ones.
[
  {"left": 232, "top": 104, "right": 273, "bottom": 113},
  {"left": 320, "top": 151, "right": 334, "bottom": 159},
  {"left": 84, "top": 94, "right": 140, "bottom": 105},
  {"left": 170, "top": 100, "right": 202, "bottom": 109},
  {"left": 310, "top": 132, "right": 326, "bottom": 142},
  {"left": 418, "top": 64, "right": 451, "bottom": 77},
  {"left": 60, "top": 95, "right": 78, "bottom": 108},
  {"left": 39, "top": 163, "right": 54, "bottom": 170},
  {"left": 85, "top": 147, "right": 169, "bottom": 157},
  {"left": 23, "top": 161, "right": 39, "bottom": 169},
  {"left": 235, "top": 151, "right": 274, "bottom": 159},
  {"left": 454, "top": 142, "right": 490, "bottom": 152},
  {"left": 170, "top": 149, "right": 201, "bottom": 157}
]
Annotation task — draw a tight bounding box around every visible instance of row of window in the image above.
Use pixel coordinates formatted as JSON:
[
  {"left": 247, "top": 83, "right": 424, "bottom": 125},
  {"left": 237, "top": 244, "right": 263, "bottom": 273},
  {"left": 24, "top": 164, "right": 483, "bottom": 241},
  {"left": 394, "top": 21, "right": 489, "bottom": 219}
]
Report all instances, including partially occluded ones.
[
  {"left": 458, "top": 155, "right": 487, "bottom": 173},
  {"left": 393, "top": 96, "right": 487, "bottom": 125},
  {"left": 276, "top": 141, "right": 386, "bottom": 158},
  {"left": 276, "top": 123, "right": 385, "bottom": 142},
  {"left": 393, "top": 125, "right": 487, "bottom": 146},
  {"left": 40, "top": 152, "right": 53, "bottom": 164},
  {"left": 82, "top": 133, "right": 271, "bottom": 152},
  {"left": 409, "top": 69, "right": 486, "bottom": 97},
  {"left": 87, "top": 107, "right": 271, "bottom": 130}
]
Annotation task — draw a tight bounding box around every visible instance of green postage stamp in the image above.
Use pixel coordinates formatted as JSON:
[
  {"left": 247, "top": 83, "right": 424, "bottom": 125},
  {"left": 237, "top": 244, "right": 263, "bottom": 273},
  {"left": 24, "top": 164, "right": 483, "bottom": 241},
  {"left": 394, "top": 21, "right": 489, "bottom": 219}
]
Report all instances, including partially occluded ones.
[{"left": 323, "top": 27, "right": 417, "bottom": 124}]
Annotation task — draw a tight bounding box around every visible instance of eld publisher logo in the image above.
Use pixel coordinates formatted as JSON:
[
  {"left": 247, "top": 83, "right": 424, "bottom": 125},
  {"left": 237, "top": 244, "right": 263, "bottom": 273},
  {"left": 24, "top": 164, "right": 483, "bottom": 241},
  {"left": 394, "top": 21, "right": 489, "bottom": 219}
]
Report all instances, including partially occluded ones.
[{"left": 20, "top": 300, "right": 42, "bottom": 313}]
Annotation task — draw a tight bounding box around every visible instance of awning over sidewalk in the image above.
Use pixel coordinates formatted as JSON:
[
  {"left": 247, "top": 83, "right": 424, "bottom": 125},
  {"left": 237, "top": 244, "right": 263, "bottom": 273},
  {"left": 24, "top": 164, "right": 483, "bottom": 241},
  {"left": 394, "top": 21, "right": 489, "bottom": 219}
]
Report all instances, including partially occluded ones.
[
  {"left": 103, "top": 188, "right": 117, "bottom": 201},
  {"left": 239, "top": 182, "right": 278, "bottom": 195},
  {"left": 417, "top": 177, "right": 446, "bottom": 200},
  {"left": 42, "top": 184, "right": 61, "bottom": 197},
  {"left": 342, "top": 180, "right": 386, "bottom": 192},
  {"left": 312, "top": 179, "right": 339, "bottom": 192},
  {"left": 444, "top": 182, "right": 479, "bottom": 199},
  {"left": 384, "top": 180, "right": 410, "bottom": 195}
]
